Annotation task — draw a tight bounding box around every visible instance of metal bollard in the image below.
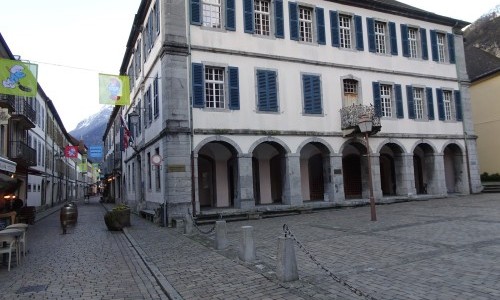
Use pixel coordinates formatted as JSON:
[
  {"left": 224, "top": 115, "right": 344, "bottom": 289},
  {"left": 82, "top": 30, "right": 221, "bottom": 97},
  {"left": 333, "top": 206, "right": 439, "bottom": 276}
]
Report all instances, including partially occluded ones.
[
  {"left": 276, "top": 236, "right": 299, "bottom": 282},
  {"left": 214, "top": 220, "right": 228, "bottom": 250},
  {"left": 239, "top": 226, "right": 256, "bottom": 262},
  {"left": 184, "top": 214, "right": 193, "bottom": 235}
]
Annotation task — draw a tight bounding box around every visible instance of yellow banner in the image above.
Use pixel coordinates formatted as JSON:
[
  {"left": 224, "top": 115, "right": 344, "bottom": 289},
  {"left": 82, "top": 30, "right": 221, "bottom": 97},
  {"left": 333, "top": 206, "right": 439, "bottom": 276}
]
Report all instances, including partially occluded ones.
[
  {"left": 98, "top": 73, "right": 130, "bottom": 105},
  {"left": 0, "top": 58, "right": 38, "bottom": 97}
]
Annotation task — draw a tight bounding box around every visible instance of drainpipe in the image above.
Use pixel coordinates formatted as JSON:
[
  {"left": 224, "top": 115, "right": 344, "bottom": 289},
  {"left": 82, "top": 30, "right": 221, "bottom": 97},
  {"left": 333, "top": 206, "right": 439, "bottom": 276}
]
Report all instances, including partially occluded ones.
[{"left": 463, "top": 132, "right": 472, "bottom": 193}]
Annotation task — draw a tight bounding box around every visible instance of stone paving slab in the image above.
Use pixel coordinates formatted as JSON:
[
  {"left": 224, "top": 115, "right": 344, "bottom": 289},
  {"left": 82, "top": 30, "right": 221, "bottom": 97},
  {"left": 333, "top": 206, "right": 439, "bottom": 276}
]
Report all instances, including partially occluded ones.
[{"left": 0, "top": 198, "right": 166, "bottom": 300}]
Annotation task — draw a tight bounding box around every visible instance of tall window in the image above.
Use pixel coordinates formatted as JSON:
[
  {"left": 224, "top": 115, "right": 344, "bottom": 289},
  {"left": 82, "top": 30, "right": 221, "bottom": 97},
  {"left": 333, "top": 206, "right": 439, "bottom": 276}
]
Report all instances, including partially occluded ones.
[
  {"left": 205, "top": 66, "right": 225, "bottom": 108},
  {"left": 155, "top": 148, "right": 161, "bottom": 191},
  {"left": 132, "top": 162, "right": 135, "bottom": 192},
  {"left": 256, "top": 69, "right": 278, "bottom": 112},
  {"left": 299, "top": 6, "right": 313, "bottom": 43},
  {"left": 408, "top": 27, "right": 419, "bottom": 58},
  {"left": 339, "top": 14, "right": 352, "bottom": 49},
  {"left": 380, "top": 84, "right": 392, "bottom": 117},
  {"left": 437, "top": 33, "right": 446, "bottom": 63},
  {"left": 374, "top": 21, "right": 387, "bottom": 54},
  {"left": 443, "top": 90, "right": 452, "bottom": 120},
  {"left": 302, "top": 74, "right": 322, "bottom": 114},
  {"left": 147, "top": 152, "right": 152, "bottom": 190},
  {"left": 202, "top": 0, "right": 221, "bottom": 28},
  {"left": 413, "top": 87, "right": 424, "bottom": 119},
  {"left": 153, "top": 75, "right": 159, "bottom": 119},
  {"left": 254, "top": 0, "right": 271, "bottom": 36},
  {"left": 343, "top": 79, "right": 358, "bottom": 107}
]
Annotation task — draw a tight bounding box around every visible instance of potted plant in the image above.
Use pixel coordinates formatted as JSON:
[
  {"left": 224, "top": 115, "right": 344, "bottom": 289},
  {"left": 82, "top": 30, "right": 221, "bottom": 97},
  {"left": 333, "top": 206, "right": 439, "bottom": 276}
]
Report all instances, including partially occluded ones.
[{"left": 104, "top": 204, "right": 131, "bottom": 231}]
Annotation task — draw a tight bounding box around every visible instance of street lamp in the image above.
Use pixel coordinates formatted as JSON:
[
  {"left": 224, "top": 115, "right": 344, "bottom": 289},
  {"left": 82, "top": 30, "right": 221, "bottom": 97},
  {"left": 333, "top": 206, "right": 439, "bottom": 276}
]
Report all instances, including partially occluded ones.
[{"left": 358, "top": 114, "right": 377, "bottom": 221}]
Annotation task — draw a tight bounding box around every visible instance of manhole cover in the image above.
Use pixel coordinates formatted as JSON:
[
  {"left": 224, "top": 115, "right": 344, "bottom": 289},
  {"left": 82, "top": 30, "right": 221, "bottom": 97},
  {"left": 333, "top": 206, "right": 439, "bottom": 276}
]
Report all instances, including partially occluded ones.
[{"left": 16, "top": 284, "right": 47, "bottom": 294}]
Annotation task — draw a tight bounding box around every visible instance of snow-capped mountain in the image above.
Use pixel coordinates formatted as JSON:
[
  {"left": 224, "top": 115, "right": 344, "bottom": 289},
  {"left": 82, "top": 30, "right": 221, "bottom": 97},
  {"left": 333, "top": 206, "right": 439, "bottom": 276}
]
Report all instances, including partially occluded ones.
[{"left": 69, "top": 106, "right": 112, "bottom": 162}]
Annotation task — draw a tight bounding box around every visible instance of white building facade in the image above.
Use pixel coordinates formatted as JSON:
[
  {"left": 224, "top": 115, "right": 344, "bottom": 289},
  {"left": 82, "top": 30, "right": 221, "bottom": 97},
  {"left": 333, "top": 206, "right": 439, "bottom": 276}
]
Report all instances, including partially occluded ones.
[{"left": 116, "top": 0, "right": 482, "bottom": 222}]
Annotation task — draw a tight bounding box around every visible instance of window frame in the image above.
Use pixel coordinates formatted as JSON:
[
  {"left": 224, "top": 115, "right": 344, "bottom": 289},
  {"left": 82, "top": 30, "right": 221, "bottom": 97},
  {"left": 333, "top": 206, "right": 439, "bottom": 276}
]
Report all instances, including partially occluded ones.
[
  {"left": 301, "top": 73, "right": 323, "bottom": 115},
  {"left": 338, "top": 13, "right": 353, "bottom": 49},
  {"left": 255, "top": 68, "right": 279, "bottom": 113},
  {"left": 341, "top": 75, "right": 362, "bottom": 107},
  {"left": 254, "top": 0, "right": 272, "bottom": 36},
  {"left": 202, "top": 0, "right": 223, "bottom": 29},
  {"left": 204, "top": 65, "right": 227, "bottom": 109},
  {"left": 298, "top": 5, "right": 314, "bottom": 43}
]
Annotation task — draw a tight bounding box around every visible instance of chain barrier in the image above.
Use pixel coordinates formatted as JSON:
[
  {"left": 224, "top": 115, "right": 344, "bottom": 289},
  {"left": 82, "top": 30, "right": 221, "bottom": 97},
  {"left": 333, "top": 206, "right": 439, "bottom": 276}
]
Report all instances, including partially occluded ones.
[
  {"left": 188, "top": 209, "right": 221, "bottom": 235},
  {"left": 283, "top": 224, "right": 378, "bottom": 300}
]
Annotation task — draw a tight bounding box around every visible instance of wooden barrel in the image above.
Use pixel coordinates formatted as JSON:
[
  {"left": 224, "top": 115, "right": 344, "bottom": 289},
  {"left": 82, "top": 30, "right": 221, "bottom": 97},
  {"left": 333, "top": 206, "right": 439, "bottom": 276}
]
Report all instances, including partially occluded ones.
[{"left": 60, "top": 203, "right": 78, "bottom": 233}]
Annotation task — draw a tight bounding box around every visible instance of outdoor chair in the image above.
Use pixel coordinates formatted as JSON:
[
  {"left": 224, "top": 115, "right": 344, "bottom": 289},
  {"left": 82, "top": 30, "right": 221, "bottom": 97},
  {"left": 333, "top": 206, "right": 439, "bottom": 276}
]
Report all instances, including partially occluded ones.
[
  {"left": 6, "top": 223, "right": 28, "bottom": 257},
  {"left": 0, "top": 235, "right": 17, "bottom": 271}
]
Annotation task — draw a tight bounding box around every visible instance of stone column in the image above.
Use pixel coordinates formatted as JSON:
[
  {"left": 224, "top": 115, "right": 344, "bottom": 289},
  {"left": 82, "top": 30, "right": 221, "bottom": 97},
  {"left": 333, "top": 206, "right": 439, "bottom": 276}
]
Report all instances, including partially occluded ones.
[
  {"left": 236, "top": 154, "right": 255, "bottom": 209},
  {"left": 328, "top": 154, "right": 345, "bottom": 203},
  {"left": 362, "top": 153, "right": 382, "bottom": 200},
  {"left": 215, "top": 220, "right": 228, "bottom": 250},
  {"left": 427, "top": 154, "right": 447, "bottom": 196},
  {"left": 239, "top": 226, "right": 256, "bottom": 262},
  {"left": 276, "top": 236, "right": 298, "bottom": 282},
  {"left": 282, "top": 154, "right": 302, "bottom": 206},
  {"left": 395, "top": 153, "right": 416, "bottom": 196}
]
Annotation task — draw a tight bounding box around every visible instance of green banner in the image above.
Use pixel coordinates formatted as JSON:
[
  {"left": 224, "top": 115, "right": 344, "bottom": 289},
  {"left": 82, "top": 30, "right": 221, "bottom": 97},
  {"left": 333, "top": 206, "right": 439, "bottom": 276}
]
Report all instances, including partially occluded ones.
[
  {"left": 98, "top": 73, "right": 130, "bottom": 105},
  {"left": 0, "top": 58, "right": 38, "bottom": 97}
]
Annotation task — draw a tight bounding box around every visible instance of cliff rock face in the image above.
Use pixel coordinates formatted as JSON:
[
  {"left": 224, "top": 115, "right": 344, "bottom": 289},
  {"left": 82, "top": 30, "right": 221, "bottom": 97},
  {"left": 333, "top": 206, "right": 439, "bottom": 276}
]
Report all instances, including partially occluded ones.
[{"left": 464, "top": 5, "right": 500, "bottom": 58}]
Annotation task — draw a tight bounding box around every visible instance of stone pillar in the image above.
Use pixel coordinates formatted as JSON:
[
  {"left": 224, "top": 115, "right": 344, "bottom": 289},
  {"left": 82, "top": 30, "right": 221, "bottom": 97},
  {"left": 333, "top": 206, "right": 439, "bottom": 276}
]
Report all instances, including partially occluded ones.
[
  {"left": 192, "top": 154, "right": 201, "bottom": 214},
  {"left": 236, "top": 154, "right": 255, "bottom": 209},
  {"left": 276, "top": 236, "right": 299, "bottom": 282},
  {"left": 239, "top": 226, "right": 256, "bottom": 262},
  {"left": 362, "top": 153, "right": 382, "bottom": 200},
  {"left": 215, "top": 220, "right": 228, "bottom": 250},
  {"left": 329, "top": 154, "right": 345, "bottom": 203},
  {"left": 283, "top": 154, "right": 302, "bottom": 206},
  {"left": 396, "top": 153, "right": 416, "bottom": 196},
  {"left": 184, "top": 214, "right": 193, "bottom": 235},
  {"left": 428, "top": 154, "right": 447, "bottom": 196}
]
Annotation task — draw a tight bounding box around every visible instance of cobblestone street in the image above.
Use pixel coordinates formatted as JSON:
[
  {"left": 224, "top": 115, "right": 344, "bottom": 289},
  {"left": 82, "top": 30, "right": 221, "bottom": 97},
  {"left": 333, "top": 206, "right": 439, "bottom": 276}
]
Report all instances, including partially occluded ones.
[{"left": 1, "top": 194, "right": 500, "bottom": 299}]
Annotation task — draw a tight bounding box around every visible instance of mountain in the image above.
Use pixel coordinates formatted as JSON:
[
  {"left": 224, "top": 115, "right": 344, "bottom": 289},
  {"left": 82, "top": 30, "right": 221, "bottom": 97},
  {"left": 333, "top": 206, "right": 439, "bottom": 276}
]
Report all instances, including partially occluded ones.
[
  {"left": 464, "top": 5, "right": 500, "bottom": 58},
  {"left": 69, "top": 106, "right": 112, "bottom": 162}
]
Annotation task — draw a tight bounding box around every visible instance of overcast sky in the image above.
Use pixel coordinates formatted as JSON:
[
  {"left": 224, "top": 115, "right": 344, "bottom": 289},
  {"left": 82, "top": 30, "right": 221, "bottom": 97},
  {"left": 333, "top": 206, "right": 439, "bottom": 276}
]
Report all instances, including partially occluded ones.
[{"left": 0, "top": 0, "right": 497, "bottom": 132}]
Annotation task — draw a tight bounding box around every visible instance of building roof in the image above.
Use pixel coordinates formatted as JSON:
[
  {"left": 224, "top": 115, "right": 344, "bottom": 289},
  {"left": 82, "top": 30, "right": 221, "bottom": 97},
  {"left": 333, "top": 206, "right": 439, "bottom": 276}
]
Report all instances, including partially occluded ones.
[{"left": 465, "top": 45, "right": 500, "bottom": 82}]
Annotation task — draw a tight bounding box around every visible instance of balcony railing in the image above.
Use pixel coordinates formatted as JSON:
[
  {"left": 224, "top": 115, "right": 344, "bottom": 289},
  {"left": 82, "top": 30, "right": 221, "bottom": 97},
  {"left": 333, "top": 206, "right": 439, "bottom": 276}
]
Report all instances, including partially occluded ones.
[
  {"left": 339, "top": 104, "right": 381, "bottom": 137},
  {"left": 11, "top": 98, "right": 36, "bottom": 129},
  {"left": 0, "top": 94, "right": 15, "bottom": 112},
  {"left": 8, "top": 141, "right": 36, "bottom": 167}
]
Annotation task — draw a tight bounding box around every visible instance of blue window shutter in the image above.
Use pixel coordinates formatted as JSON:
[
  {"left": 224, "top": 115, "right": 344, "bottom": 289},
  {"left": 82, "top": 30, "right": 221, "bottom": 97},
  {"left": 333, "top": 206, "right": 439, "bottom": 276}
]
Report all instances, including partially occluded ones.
[
  {"left": 367, "top": 18, "right": 375, "bottom": 53},
  {"left": 303, "top": 75, "right": 321, "bottom": 114},
  {"left": 401, "top": 24, "right": 409, "bottom": 57},
  {"left": 389, "top": 22, "right": 398, "bottom": 55},
  {"left": 426, "top": 87, "right": 434, "bottom": 120},
  {"left": 430, "top": 30, "right": 438, "bottom": 62},
  {"left": 455, "top": 90, "right": 462, "bottom": 121},
  {"left": 354, "top": 15, "right": 364, "bottom": 51},
  {"left": 243, "top": 0, "right": 254, "bottom": 33},
  {"left": 330, "top": 11, "right": 339, "bottom": 47},
  {"left": 447, "top": 33, "right": 456, "bottom": 64},
  {"left": 228, "top": 67, "right": 240, "bottom": 110},
  {"left": 190, "top": 0, "right": 201, "bottom": 25},
  {"left": 436, "top": 88, "right": 444, "bottom": 120},
  {"left": 316, "top": 7, "right": 326, "bottom": 45},
  {"left": 267, "top": 71, "right": 278, "bottom": 111},
  {"left": 406, "top": 85, "right": 415, "bottom": 119},
  {"left": 192, "top": 63, "right": 204, "bottom": 108},
  {"left": 258, "top": 70, "right": 278, "bottom": 112},
  {"left": 226, "top": 0, "right": 235, "bottom": 31},
  {"left": 275, "top": 0, "right": 284, "bottom": 38},
  {"left": 420, "top": 28, "right": 428, "bottom": 60},
  {"left": 289, "top": 2, "right": 299, "bottom": 41},
  {"left": 257, "top": 70, "right": 266, "bottom": 111},
  {"left": 395, "top": 84, "right": 404, "bottom": 118},
  {"left": 372, "top": 82, "right": 381, "bottom": 117}
]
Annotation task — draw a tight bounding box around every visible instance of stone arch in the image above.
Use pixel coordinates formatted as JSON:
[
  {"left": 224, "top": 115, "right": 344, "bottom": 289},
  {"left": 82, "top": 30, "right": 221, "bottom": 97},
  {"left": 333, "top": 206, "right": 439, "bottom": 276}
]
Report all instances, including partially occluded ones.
[
  {"left": 440, "top": 140, "right": 465, "bottom": 155},
  {"left": 248, "top": 136, "right": 291, "bottom": 155},
  {"left": 376, "top": 139, "right": 408, "bottom": 154},
  {"left": 295, "top": 137, "right": 334, "bottom": 154},
  {"left": 410, "top": 139, "right": 438, "bottom": 154},
  {"left": 193, "top": 135, "right": 243, "bottom": 156}
]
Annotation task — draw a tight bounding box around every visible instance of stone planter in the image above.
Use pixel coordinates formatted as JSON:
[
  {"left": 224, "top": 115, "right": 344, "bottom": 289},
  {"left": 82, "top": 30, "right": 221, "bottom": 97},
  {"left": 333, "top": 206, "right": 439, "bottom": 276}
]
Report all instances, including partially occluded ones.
[{"left": 104, "top": 208, "right": 130, "bottom": 231}]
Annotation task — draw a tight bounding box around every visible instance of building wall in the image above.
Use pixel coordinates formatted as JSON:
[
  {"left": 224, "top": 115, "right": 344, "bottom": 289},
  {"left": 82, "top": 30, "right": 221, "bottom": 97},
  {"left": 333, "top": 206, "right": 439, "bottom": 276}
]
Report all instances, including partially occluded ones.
[{"left": 471, "top": 74, "right": 500, "bottom": 174}]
